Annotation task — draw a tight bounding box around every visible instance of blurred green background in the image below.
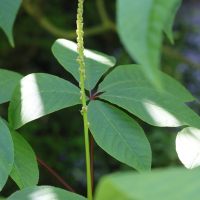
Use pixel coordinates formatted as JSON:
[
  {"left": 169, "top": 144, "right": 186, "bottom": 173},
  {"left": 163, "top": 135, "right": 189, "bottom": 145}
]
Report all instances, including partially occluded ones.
[{"left": 0, "top": 0, "right": 200, "bottom": 198}]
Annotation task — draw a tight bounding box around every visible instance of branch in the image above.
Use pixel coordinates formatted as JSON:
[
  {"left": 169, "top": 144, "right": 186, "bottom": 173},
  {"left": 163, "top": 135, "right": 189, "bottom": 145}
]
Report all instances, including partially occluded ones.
[
  {"left": 162, "top": 45, "right": 200, "bottom": 70},
  {"left": 36, "top": 156, "right": 76, "bottom": 193},
  {"left": 96, "top": 0, "right": 116, "bottom": 31},
  {"left": 22, "top": 0, "right": 115, "bottom": 40}
]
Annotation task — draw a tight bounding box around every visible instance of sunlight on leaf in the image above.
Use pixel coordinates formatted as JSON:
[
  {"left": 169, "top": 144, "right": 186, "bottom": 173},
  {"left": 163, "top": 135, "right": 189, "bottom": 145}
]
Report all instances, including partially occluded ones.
[
  {"left": 7, "top": 186, "right": 88, "bottom": 200},
  {"left": 100, "top": 89, "right": 200, "bottom": 128},
  {"left": 57, "top": 39, "right": 77, "bottom": 53},
  {"left": 19, "top": 74, "right": 45, "bottom": 125},
  {"left": 57, "top": 39, "right": 114, "bottom": 66},
  {"left": 141, "top": 100, "right": 182, "bottom": 126},
  {"left": 28, "top": 188, "right": 58, "bottom": 199},
  {"left": 176, "top": 127, "right": 200, "bottom": 169},
  {"left": 8, "top": 73, "right": 81, "bottom": 130},
  {"left": 88, "top": 100, "right": 151, "bottom": 173},
  {"left": 52, "top": 39, "right": 116, "bottom": 91}
]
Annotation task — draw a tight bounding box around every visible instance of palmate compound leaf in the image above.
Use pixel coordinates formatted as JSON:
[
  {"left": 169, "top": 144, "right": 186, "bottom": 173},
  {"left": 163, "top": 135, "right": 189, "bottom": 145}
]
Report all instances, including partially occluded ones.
[
  {"left": 8, "top": 73, "right": 82, "bottom": 130},
  {"left": 0, "top": 119, "right": 14, "bottom": 191},
  {"left": 163, "top": 0, "right": 182, "bottom": 44},
  {"left": 7, "top": 186, "right": 88, "bottom": 200},
  {"left": 0, "top": 0, "right": 22, "bottom": 47},
  {"left": 0, "top": 117, "right": 39, "bottom": 189},
  {"left": 100, "top": 89, "right": 200, "bottom": 128},
  {"left": 176, "top": 127, "right": 200, "bottom": 169},
  {"left": 52, "top": 39, "right": 116, "bottom": 91},
  {"left": 10, "top": 131, "right": 39, "bottom": 189},
  {"left": 88, "top": 100, "right": 151, "bottom": 173},
  {"left": 98, "top": 64, "right": 196, "bottom": 103},
  {"left": 95, "top": 167, "right": 200, "bottom": 200},
  {"left": 0, "top": 69, "right": 23, "bottom": 104},
  {"left": 117, "top": 0, "right": 181, "bottom": 88}
]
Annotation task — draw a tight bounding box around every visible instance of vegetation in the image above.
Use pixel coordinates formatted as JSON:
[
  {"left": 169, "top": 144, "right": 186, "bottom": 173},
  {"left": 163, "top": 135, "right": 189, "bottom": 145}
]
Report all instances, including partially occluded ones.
[{"left": 0, "top": 0, "right": 200, "bottom": 199}]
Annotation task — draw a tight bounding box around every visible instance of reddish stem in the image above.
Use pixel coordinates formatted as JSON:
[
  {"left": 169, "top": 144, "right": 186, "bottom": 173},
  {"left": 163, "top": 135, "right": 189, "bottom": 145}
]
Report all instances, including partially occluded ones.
[
  {"left": 36, "top": 156, "right": 76, "bottom": 193},
  {"left": 89, "top": 91, "right": 102, "bottom": 100},
  {"left": 89, "top": 90, "right": 92, "bottom": 98},
  {"left": 90, "top": 133, "right": 94, "bottom": 195},
  {"left": 92, "top": 91, "right": 100, "bottom": 98}
]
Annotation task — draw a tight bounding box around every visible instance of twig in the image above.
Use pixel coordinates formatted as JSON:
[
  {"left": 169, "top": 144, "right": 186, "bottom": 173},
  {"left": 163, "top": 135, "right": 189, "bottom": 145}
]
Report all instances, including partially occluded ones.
[
  {"left": 162, "top": 45, "right": 200, "bottom": 70},
  {"left": 96, "top": 0, "right": 116, "bottom": 31},
  {"left": 36, "top": 156, "right": 76, "bottom": 193},
  {"left": 22, "top": 0, "right": 115, "bottom": 40}
]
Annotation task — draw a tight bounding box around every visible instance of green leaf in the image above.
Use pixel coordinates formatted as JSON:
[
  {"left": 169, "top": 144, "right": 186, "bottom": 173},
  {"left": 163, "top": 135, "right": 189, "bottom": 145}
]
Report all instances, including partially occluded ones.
[
  {"left": 10, "top": 131, "right": 39, "bottom": 189},
  {"left": 88, "top": 100, "right": 151, "bottom": 173},
  {"left": 100, "top": 89, "right": 200, "bottom": 128},
  {"left": 0, "top": 117, "right": 38, "bottom": 189},
  {"left": 117, "top": 0, "right": 180, "bottom": 88},
  {"left": 0, "top": 0, "right": 22, "bottom": 47},
  {"left": 176, "top": 127, "right": 200, "bottom": 169},
  {"left": 95, "top": 167, "right": 200, "bottom": 200},
  {"left": 0, "top": 119, "right": 14, "bottom": 191},
  {"left": 52, "top": 39, "right": 116, "bottom": 91},
  {"left": 163, "top": 0, "right": 182, "bottom": 44},
  {"left": 98, "top": 64, "right": 195, "bottom": 103},
  {"left": 7, "top": 186, "right": 88, "bottom": 200},
  {"left": 0, "top": 116, "right": 10, "bottom": 128},
  {"left": 8, "top": 73, "right": 81, "bottom": 130},
  {"left": 0, "top": 69, "right": 23, "bottom": 104}
]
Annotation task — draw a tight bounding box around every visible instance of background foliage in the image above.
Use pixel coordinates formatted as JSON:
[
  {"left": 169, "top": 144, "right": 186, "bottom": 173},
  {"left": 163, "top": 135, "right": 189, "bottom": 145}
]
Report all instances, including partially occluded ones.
[{"left": 0, "top": 0, "right": 200, "bottom": 197}]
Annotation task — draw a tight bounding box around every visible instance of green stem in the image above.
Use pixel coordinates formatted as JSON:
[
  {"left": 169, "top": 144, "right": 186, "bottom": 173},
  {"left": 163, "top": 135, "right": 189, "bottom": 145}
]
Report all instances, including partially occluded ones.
[
  {"left": 83, "top": 105, "right": 92, "bottom": 200},
  {"left": 76, "top": 0, "right": 92, "bottom": 199},
  {"left": 80, "top": 75, "right": 92, "bottom": 200}
]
